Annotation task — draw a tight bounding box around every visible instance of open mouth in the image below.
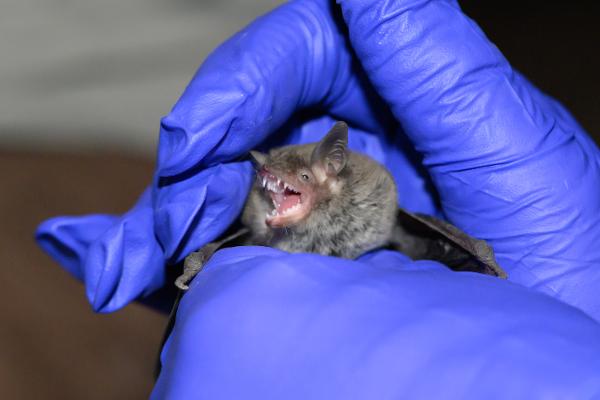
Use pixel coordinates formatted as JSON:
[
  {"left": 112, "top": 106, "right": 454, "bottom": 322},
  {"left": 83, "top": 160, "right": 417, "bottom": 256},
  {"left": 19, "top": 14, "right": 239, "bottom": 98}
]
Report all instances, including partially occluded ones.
[{"left": 258, "top": 170, "right": 309, "bottom": 227}]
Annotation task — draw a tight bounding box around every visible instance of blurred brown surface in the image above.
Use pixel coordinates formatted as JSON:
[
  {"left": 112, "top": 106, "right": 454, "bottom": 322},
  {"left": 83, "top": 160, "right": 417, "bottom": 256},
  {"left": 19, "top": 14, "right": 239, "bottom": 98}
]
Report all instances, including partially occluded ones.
[{"left": 0, "top": 151, "right": 165, "bottom": 400}]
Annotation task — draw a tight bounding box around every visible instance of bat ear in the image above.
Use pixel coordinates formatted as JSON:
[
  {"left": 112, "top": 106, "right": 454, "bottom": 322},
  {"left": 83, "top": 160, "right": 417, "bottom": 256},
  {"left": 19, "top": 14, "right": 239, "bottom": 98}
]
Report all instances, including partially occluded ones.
[
  {"left": 310, "top": 121, "right": 348, "bottom": 176},
  {"left": 249, "top": 150, "right": 267, "bottom": 168}
]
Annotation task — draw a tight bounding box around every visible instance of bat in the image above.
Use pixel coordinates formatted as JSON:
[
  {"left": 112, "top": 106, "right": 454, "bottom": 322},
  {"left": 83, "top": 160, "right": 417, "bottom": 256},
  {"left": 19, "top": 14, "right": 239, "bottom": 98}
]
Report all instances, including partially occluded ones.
[
  {"left": 156, "top": 121, "right": 506, "bottom": 377},
  {"left": 174, "top": 121, "right": 506, "bottom": 290}
]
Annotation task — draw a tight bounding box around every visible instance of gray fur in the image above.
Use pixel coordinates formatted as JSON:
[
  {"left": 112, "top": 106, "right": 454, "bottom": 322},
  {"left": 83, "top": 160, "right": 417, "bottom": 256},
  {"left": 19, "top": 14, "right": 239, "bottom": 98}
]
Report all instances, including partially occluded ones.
[{"left": 241, "top": 143, "right": 398, "bottom": 259}]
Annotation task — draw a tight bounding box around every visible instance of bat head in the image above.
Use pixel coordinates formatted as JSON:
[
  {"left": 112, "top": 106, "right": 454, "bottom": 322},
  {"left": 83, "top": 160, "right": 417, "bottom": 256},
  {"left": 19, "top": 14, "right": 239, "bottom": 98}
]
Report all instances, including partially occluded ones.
[{"left": 250, "top": 121, "right": 349, "bottom": 228}]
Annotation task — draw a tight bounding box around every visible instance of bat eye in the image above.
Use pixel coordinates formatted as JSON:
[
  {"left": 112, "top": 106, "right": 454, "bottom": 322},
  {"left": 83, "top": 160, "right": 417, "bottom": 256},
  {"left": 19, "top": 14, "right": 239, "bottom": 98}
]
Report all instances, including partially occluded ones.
[{"left": 301, "top": 173, "right": 310, "bottom": 181}]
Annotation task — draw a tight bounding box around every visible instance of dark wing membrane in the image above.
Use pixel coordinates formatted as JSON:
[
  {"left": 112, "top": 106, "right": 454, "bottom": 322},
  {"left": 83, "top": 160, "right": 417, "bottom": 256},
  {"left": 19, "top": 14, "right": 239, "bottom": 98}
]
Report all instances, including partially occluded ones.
[{"left": 391, "top": 208, "right": 507, "bottom": 278}]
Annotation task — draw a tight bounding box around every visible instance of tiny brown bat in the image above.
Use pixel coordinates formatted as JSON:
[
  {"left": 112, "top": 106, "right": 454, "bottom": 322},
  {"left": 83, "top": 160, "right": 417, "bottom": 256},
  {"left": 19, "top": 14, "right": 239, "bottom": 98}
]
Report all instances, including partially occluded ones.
[{"left": 174, "top": 121, "right": 506, "bottom": 290}]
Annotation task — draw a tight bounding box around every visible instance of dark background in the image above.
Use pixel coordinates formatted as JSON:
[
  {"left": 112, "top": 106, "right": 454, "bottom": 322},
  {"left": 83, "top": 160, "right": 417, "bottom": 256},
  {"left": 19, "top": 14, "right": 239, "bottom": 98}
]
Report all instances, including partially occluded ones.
[
  {"left": 461, "top": 0, "right": 599, "bottom": 136},
  {"left": 1, "top": 1, "right": 598, "bottom": 399}
]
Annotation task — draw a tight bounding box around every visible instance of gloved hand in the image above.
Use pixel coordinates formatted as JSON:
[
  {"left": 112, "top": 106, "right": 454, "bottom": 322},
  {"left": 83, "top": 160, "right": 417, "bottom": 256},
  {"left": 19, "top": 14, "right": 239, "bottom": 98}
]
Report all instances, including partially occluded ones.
[
  {"left": 38, "top": 0, "right": 600, "bottom": 317},
  {"left": 36, "top": 0, "right": 438, "bottom": 313},
  {"left": 36, "top": 0, "right": 600, "bottom": 396},
  {"left": 153, "top": 248, "right": 600, "bottom": 399}
]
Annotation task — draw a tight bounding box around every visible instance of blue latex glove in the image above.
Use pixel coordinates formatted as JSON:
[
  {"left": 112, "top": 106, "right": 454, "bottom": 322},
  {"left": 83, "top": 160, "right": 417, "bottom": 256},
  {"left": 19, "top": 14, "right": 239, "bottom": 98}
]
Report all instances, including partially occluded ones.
[
  {"left": 38, "top": 0, "right": 600, "bottom": 317},
  {"left": 36, "top": 0, "right": 600, "bottom": 396},
  {"left": 153, "top": 249, "right": 600, "bottom": 398}
]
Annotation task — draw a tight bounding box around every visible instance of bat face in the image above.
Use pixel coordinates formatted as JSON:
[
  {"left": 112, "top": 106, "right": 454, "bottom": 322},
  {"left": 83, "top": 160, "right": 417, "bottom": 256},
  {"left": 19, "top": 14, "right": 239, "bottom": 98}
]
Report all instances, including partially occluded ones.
[
  {"left": 249, "top": 122, "right": 349, "bottom": 229},
  {"left": 256, "top": 162, "right": 316, "bottom": 228}
]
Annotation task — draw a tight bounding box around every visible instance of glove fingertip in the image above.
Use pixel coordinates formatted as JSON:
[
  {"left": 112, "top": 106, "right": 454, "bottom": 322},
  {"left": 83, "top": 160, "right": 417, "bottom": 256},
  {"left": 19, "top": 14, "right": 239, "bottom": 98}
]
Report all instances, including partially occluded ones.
[
  {"left": 156, "top": 116, "right": 197, "bottom": 178},
  {"left": 35, "top": 215, "right": 117, "bottom": 281}
]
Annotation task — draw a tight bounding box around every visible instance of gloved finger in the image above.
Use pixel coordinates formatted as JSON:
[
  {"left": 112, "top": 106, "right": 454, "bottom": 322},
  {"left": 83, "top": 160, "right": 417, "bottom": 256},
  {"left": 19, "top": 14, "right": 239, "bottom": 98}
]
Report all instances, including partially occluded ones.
[
  {"left": 36, "top": 214, "right": 118, "bottom": 281},
  {"left": 154, "top": 248, "right": 600, "bottom": 399},
  {"left": 338, "top": 0, "right": 600, "bottom": 318},
  {"left": 156, "top": 0, "right": 391, "bottom": 179},
  {"left": 37, "top": 189, "right": 167, "bottom": 312},
  {"left": 154, "top": 161, "right": 253, "bottom": 263},
  {"left": 84, "top": 189, "right": 167, "bottom": 312}
]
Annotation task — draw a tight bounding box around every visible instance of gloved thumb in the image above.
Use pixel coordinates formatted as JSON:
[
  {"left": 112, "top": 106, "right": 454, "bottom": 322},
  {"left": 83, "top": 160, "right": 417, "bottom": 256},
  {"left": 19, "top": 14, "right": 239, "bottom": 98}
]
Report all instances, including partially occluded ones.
[{"left": 338, "top": 0, "right": 600, "bottom": 320}]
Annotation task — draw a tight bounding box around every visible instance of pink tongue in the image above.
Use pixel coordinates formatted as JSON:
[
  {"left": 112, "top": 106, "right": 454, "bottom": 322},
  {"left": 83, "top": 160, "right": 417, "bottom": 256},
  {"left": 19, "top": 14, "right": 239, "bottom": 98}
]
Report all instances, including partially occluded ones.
[
  {"left": 273, "top": 193, "right": 301, "bottom": 212},
  {"left": 282, "top": 194, "right": 301, "bottom": 211}
]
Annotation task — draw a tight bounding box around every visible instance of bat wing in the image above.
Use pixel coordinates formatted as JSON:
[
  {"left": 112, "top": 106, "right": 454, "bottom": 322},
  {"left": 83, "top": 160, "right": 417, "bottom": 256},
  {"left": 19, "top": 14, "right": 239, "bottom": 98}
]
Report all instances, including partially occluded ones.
[{"left": 391, "top": 208, "right": 507, "bottom": 278}]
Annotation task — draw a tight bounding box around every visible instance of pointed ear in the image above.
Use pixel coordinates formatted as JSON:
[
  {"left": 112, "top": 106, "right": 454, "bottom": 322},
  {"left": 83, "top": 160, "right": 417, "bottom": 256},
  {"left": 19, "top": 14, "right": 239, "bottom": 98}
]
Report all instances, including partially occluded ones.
[
  {"left": 249, "top": 150, "right": 267, "bottom": 168},
  {"left": 310, "top": 121, "right": 348, "bottom": 176}
]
